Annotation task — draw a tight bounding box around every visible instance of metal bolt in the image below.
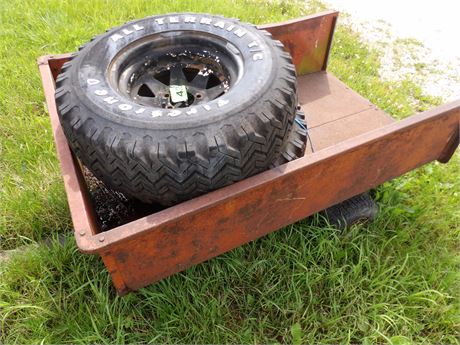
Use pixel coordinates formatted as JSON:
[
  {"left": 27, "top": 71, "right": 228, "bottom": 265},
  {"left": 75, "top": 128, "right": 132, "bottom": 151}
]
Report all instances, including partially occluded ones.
[{"left": 99, "top": 236, "right": 105, "bottom": 243}]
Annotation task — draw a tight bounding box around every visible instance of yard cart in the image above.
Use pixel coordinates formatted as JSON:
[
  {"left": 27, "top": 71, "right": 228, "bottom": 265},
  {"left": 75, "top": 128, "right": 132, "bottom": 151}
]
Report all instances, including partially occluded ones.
[{"left": 38, "top": 11, "right": 459, "bottom": 295}]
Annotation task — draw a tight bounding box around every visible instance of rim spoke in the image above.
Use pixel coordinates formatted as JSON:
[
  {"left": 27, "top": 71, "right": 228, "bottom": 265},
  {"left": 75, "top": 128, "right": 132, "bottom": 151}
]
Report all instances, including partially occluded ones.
[
  {"left": 144, "top": 77, "right": 169, "bottom": 95},
  {"left": 189, "top": 71, "right": 210, "bottom": 89},
  {"left": 125, "top": 56, "right": 231, "bottom": 109},
  {"left": 169, "top": 64, "right": 187, "bottom": 85},
  {"left": 134, "top": 96, "right": 163, "bottom": 107},
  {"left": 195, "top": 84, "right": 225, "bottom": 104},
  {"left": 130, "top": 79, "right": 146, "bottom": 96},
  {"left": 132, "top": 74, "right": 169, "bottom": 96}
]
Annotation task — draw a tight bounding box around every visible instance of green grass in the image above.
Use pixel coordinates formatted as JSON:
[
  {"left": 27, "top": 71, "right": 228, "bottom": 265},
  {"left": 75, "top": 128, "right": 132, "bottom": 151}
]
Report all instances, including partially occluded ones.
[{"left": 0, "top": 0, "right": 459, "bottom": 343}]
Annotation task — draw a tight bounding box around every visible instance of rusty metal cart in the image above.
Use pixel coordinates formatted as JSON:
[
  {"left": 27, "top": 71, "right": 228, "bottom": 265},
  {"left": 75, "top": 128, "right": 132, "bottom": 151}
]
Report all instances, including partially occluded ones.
[{"left": 38, "top": 11, "right": 460, "bottom": 295}]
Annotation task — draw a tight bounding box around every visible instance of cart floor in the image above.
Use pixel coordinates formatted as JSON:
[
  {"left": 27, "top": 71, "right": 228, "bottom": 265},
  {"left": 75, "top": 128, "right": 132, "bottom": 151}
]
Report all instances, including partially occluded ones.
[{"left": 300, "top": 71, "right": 394, "bottom": 152}]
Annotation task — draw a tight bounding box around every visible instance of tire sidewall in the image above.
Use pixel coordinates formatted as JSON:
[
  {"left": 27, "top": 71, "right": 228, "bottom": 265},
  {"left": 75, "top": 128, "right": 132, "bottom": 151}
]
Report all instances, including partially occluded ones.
[{"left": 71, "top": 13, "right": 277, "bottom": 131}]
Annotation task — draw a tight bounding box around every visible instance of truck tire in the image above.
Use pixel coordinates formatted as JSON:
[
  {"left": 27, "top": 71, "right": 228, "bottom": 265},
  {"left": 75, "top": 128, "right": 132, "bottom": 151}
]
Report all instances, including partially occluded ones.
[{"left": 55, "top": 13, "right": 297, "bottom": 205}]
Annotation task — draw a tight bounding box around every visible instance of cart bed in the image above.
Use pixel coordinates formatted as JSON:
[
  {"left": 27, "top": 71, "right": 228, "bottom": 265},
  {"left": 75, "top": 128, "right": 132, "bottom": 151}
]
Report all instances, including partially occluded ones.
[{"left": 38, "top": 11, "right": 459, "bottom": 295}]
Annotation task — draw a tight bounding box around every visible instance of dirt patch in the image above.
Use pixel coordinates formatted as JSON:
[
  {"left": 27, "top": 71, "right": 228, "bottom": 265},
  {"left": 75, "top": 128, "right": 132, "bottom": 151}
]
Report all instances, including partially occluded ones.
[{"left": 325, "top": 0, "right": 460, "bottom": 102}]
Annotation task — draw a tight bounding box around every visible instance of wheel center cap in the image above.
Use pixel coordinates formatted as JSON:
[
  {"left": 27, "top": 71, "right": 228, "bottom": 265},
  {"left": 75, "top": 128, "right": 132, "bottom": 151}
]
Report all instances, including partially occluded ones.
[{"left": 169, "top": 85, "right": 188, "bottom": 103}]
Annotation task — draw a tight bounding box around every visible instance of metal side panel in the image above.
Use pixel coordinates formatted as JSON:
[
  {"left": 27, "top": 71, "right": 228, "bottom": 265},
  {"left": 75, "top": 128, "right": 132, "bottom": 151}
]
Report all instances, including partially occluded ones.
[
  {"left": 259, "top": 10, "right": 338, "bottom": 75},
  {"left": 91, "top": 100, "right": 459, "bottom": 294}
]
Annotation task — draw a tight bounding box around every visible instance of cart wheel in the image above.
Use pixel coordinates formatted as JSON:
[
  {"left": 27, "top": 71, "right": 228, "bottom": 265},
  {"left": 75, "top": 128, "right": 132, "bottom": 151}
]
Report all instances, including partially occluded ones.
[{"left": 323, "top": 192, "right": 379, "bottom": 229}]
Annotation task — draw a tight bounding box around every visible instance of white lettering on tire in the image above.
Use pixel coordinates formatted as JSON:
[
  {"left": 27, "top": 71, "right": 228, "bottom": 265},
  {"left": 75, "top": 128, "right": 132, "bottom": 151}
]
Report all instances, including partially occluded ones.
[
  {"left": 87, "top": 78, "right": 100, "bottom": 85},
  {"left": 168, "top": 110, "right": 182, "bottom": 117},
  {"left": 218, "top": 99, "right": 229, "bottom": 107},
  {"left": 110, "top": 33, "right": 124, "bottom": 42},
  {"left": 253, "top": 53, "right": 264, "bottom": 61},
  {"left": 119, "top": 104, "right": 132, "bottom": 111},
  {"left": 186, "top": 107, "right": 197, "bottom": 115},
  {"left": 233, "top": 28, "right": 246, "bottom": 37},
  {"left": 200, "top": 17, "right": 212, "bottom": 25},
  {"left": 213, "top": 21, "right": 225, "bottom": 29},
  {"left": 89, "top": 15, "right": 268, "bottom": 118},
  {"left": 103, "top": 97, "right": 119, "bottom": 104},
  {"left": 111, "top": 24, "right": 145, "bottom": 42},
  {"left": 184, "top": 16, "right": 196, "bottom": 23},
  {"left": 94, "top": 89, "right": 108, "bottom": 96}
]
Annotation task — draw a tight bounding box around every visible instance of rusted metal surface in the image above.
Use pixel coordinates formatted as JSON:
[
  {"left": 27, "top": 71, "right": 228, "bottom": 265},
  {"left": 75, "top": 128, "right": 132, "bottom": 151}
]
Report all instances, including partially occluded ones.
[
  {"left": 38, "top": 12, "right": 460, "bottom": 295},
  {"left": 93, "top": 100, "right": 460, "bottom": 294},
  {"left": 38, "top": 55, "right": 99, "bottom": 239},
  {"left": 298, "top": 71, "right": 394, "bottom": 128},
  {"left": 438, "top": 128, "right": 459, "bottom": 163},
  {"left": 260, "top": 11, "right": 338, "bottom": 75},
  {"left": 297, "top": 71, "right": 395, "bottom": 151}
]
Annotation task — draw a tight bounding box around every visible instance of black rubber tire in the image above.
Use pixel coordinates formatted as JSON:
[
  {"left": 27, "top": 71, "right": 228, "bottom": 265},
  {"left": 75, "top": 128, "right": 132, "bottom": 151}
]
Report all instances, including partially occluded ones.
[
  {"left": 272, "top": 109, "right": 307, "bottom": 167},
  {"left": 83, "top": 109, "right": 307, "bottom": 232},
  {"left": 55, "top": 13, "right": 297, "bottom": 206},
  {"left": 323, "top": 193, "right": 379, "bottom": 229}
]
